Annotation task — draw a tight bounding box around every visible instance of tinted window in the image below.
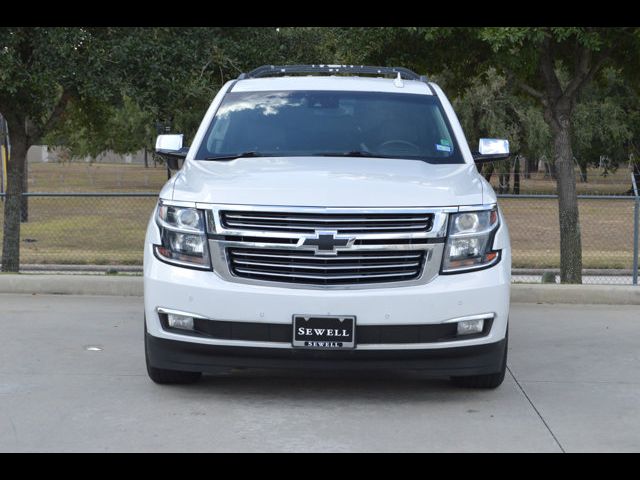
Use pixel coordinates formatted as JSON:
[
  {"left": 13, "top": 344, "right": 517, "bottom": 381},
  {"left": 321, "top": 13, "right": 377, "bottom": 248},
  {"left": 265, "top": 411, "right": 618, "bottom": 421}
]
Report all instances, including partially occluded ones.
[{"left": 197, "top": 90, "right": 463, "bottom": 163}]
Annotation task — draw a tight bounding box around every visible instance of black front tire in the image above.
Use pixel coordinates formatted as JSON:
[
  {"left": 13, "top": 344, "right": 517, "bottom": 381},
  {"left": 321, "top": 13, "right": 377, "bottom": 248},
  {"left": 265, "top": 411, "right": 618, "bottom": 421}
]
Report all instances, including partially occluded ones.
[
  {"left": 145, "top": 318, "right": 202, "bottom": 385},
  {"left": 146, "top": 362, "right": 202, "bottom": 384},
  {"left": 450, "top": 330, "right": 508, "bottom": 389}
]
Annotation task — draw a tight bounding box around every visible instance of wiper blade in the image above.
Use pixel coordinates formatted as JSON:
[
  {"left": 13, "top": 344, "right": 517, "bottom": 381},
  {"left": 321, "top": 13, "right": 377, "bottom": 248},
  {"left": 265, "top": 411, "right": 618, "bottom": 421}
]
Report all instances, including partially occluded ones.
[
  {"left": 204, "top": 151, "right": 263, "bottom": 161},
  {"left": 314, "top": 150, "right": 376, "bottom": 157},
  {"left": 314, "top": 151, "right": 434, "bottom": 161}
]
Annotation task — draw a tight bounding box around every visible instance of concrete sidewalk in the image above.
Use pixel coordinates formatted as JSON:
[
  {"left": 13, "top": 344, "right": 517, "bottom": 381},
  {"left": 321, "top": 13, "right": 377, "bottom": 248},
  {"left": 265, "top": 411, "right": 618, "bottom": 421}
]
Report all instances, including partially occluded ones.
[{"left": 0, "top": 273, "right": 639, "bottom": 304}]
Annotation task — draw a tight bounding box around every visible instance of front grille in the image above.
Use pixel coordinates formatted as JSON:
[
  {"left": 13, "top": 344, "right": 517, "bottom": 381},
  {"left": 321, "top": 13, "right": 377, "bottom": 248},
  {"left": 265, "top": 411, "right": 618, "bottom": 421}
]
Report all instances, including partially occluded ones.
[
  {"left": 220, "top": 210, "right": 433, "bottom": 234},
  {"left": 227, "top": 248, "right": 425, "bottom": 285},
  {"left": 210, "top": 206, "right": 446, "bottom": 288}
]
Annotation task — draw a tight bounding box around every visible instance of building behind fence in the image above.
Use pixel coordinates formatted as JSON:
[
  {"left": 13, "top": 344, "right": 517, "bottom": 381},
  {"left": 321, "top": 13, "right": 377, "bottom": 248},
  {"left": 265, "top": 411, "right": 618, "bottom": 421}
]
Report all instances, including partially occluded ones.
[{"left": 1, "top": 190, "right": 638, "bottom": 285}]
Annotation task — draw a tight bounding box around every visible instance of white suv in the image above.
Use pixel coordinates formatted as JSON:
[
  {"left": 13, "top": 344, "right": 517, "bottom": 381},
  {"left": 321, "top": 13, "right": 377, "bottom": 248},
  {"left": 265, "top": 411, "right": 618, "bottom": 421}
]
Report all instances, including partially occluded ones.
[{"left": 144, "top": 65, "right": 511, "bottom": 388}]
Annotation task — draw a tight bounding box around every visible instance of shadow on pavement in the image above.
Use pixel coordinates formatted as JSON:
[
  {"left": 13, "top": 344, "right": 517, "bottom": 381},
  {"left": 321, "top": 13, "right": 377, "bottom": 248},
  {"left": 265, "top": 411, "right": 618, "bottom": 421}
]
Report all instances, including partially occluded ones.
[{"left": 160, "top": 368, "right": 502, "bottom": 402}]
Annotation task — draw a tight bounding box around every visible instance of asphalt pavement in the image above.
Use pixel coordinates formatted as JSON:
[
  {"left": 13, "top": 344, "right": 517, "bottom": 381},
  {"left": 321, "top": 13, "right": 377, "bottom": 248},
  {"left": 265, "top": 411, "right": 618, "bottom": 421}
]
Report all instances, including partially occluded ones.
[{"left": 1, "top": 293, "right": 639, "bottom": 452}]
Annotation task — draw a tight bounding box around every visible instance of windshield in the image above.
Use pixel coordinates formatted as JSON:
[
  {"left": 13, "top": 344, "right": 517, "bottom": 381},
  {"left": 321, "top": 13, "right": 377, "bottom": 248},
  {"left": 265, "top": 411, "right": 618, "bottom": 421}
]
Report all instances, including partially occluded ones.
[{"left": 196, "top": 90, "right": 464, "bottom": 163}]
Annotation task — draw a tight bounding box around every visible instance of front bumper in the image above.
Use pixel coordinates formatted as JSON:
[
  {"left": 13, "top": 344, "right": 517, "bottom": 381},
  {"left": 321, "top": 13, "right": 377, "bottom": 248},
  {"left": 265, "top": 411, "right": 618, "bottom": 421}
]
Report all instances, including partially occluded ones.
[
  {"left": 145, "top": 245, "right": 509, "bottom": 338},
  {"left": 144, "top": 209, "right": 511, "bottom": 371},
  {"left": 146, "top": 331, "right": 507, "bottom": 376}
]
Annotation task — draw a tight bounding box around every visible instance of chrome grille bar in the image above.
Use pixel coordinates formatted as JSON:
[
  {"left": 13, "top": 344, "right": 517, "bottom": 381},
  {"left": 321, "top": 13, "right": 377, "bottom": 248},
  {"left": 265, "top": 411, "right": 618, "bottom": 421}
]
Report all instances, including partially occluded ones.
[
  {"left": 227, "top": 248, "right": 424, "bottom": 285},
  {"left": 231, "top": 251, "right": 423, "bottom": 261},
  {"left": 223, "top": 214, "right": 432, "bottom": 222},
  {"left": 220, "top": 210, "right": 433, "bottom": 235},
  {"left": 223, "top": 221, "right": 429, "bottom": 232},
  {"left": 233, "top": 259, "right": 421, "bottom": 271},
  {"left": 234, "top": 268, "right": 420, "bottom": 281}
]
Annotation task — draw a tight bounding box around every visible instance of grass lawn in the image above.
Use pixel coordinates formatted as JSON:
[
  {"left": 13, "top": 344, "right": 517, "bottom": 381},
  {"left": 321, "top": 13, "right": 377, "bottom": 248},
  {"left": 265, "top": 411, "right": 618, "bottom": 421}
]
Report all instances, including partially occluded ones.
[
  {"left": 26, "top": 162, "right": 169, "bottom": 193},
  {"left": 0, "top": 162, "right": 637, "bottom": 268},
  {"left": 486, "top": 164, "right": 636, "bottom": 196},
  {"left": 24, "top": 161, "right": 637, "bottom": 195},
  {"left": 501, "top": 197, "right": 635, "bottom": 269},
  {"left": 9, "top": 196, "right": 158, "bottom": 265}
]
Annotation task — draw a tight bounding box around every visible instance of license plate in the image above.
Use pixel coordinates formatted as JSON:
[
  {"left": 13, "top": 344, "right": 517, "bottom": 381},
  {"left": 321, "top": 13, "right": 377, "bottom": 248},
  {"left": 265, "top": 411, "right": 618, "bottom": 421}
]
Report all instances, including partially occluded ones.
[{"left": 292, "top": 315, "right": 355, "bottom": 349}]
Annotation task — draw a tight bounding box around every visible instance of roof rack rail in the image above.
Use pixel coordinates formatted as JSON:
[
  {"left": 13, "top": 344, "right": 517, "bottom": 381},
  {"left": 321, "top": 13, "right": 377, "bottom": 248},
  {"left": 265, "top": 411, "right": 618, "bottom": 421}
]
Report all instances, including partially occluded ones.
[{"left": 238, "top": 64, "right": 428, "bottom": 82}]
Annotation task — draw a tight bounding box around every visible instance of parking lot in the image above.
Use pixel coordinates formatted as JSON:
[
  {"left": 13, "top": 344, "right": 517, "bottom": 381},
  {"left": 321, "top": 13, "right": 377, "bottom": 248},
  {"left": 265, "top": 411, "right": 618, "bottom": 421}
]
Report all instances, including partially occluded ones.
[{"left": 1, "top": 293, "right": 639, "bottom": 452}]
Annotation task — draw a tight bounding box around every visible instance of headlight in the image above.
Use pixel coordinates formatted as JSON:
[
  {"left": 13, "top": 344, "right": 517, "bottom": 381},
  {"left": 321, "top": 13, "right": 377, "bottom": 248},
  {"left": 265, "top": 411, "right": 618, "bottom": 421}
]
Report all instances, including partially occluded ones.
[
  {"left": 153, "top": 203, "right": 211, "bottom": 270},
  {"left": 442, "top": 207, "right": 500, "bottom": 273}
]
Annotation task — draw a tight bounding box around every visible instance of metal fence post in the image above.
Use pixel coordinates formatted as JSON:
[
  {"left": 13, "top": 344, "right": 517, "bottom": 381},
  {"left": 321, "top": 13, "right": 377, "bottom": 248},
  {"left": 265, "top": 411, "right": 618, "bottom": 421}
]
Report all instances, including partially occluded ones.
[{"left": 633, "top": 173, "right": 639, "bottom": 286}]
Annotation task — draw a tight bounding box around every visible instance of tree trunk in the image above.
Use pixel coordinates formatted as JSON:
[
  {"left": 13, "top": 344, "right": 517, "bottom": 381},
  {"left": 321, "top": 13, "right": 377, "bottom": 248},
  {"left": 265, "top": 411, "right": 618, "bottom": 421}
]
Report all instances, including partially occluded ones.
[
  {"left": 21, "top": 152, "right": 28, "bottom": 222},
  {"left": 513, "top": 156, "right": 521, "bottom": 195},
  {"left": 483, "top": 162, "right": 494, "bottom": 183},
  {"left": 498, "top": 172, "right": 509, "bottom": 194},
  {"left": 578, "top": 162, "right": 588, "bottom": 183},
  {"left": 1, "top": 127, "right": 28, "bottom": 272},
  {"left": 552, "top": 119, "right": 582, "bottom": 284},
  {"left": 546, "top": 160, "right": 557, "bottom": 180},
  {"left": 524, "top": 156, "right": 533, "bottom": 179},
  {"left": 144, "top": 148, "right": 148, "bottom": 168}
]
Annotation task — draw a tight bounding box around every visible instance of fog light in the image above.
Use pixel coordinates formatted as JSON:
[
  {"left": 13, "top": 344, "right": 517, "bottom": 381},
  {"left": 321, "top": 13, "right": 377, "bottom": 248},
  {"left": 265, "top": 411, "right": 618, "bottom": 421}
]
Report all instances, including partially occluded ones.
[
  {"left": 457, "top": 319, "right": 484, "bottom": 336},
  {"left": 167, "top": 313, "right": 194, "bottom": 330}
]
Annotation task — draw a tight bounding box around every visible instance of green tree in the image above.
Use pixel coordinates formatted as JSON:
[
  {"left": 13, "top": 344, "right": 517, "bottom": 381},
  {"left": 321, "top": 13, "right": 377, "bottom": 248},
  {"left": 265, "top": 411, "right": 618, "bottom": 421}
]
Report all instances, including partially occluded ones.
[
  {"left": 452, "top": 68, "right": 522, "bottom": 192},
  {"left": 0, "top": 28, "right": 127, "bottom": 270},
  {"left": 0, "top": 27, "right": 229, "bottom": 271},
  {"left": 43, "top": 95, "right": 162, "bottom": 171},
  {"left": 45, "top": 27, "right": 344, "bottom": 162},
  {"left": 479, "top": 27, "right": 640, "bottom": 283},
  {"left": 572, "top": 67, "right": 639, "bottom": 182},
  {"left": 452, "top": 67, "right": 554, "bottom": 188}
]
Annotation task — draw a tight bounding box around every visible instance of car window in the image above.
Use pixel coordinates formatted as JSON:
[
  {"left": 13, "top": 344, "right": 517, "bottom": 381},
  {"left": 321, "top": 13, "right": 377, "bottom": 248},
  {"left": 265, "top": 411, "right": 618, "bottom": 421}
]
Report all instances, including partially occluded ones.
[{"left": 197, "top": 90, "right": 464, "bottom": 163}]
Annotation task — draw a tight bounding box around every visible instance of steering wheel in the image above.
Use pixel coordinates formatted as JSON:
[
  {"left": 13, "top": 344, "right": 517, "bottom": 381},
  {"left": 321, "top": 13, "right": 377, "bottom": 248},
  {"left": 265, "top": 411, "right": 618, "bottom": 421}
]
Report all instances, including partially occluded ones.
[{"left": 377, "top": 140, "right": 421, "bottom": 154}]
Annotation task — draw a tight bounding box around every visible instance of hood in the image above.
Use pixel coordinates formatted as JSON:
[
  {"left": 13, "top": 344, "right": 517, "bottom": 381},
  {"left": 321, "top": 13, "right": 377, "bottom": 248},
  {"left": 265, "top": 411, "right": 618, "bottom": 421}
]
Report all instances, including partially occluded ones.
[{"left": 169, "top": 156, "right": 486, "bottom": 207}]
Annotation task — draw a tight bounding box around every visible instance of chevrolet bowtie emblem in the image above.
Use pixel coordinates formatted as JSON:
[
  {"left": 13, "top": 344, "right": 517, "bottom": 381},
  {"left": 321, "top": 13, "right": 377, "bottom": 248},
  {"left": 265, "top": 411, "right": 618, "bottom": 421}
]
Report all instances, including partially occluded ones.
[{"left": 299, "top": 231, "right": 355, "bottom": 255}]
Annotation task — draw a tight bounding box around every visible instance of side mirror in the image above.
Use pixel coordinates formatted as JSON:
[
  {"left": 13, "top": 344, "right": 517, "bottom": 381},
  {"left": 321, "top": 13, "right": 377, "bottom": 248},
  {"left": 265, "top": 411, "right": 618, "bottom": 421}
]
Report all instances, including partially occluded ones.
[
  {"left": 155, "top": 134, "right": 188, "bottom": 170},
  {"left": 473, "top": 138, "right": 510, "bottom": 163}
]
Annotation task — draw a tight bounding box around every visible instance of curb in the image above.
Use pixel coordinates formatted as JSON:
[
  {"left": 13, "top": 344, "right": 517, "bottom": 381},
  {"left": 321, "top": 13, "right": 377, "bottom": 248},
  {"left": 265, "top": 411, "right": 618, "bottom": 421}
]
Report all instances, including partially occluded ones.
[
  {"left": 510, "top": 283, "right": 640, "bottom": 305},
  {"left": 0, "top": 274, "right": 639, "bottom": 305},
  {"left": 0, "top": 274, "right": 143, "bottom": 297}
]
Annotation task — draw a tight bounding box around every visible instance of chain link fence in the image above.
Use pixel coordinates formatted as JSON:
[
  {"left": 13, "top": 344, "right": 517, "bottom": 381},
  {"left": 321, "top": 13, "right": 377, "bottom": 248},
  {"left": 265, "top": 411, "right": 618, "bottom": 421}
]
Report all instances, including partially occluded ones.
[
  {"left": 1, "top": 192, "right": 639, "bottom": 284},
  {"left": 0, "top": 193, "right": 158, "bottom": 267},
  {"left": 502, "top": 195, "right": 638, "bottom": 284}
]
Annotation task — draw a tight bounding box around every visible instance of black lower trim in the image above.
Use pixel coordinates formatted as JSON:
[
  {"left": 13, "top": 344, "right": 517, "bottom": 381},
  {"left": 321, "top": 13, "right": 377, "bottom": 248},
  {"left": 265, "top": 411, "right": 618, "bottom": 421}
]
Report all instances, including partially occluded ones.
[
  {"left": 145, "top": 332, "right": 507, "bottom": 377},
  {"left": 159, "top": 313, "right": 493, "bottom": 345}
]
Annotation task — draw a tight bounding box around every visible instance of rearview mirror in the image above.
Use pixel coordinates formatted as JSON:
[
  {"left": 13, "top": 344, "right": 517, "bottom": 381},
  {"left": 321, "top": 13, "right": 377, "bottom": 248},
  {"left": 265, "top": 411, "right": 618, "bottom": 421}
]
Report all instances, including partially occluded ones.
[
  {"left": 155, "top": 134, "right": 188, "bottom": 170},
  {"left": 473, "top": 138, "right": 510, "bottom": 163}
]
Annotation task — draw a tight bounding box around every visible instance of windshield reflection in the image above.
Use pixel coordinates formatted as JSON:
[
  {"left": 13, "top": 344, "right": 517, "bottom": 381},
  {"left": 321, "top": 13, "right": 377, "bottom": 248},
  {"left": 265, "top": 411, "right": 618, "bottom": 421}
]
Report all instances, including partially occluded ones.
[{"left": 198, "top": 90, "right": 463, "bottom": 164}]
